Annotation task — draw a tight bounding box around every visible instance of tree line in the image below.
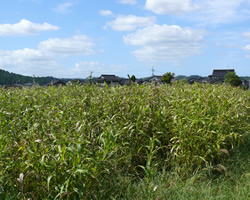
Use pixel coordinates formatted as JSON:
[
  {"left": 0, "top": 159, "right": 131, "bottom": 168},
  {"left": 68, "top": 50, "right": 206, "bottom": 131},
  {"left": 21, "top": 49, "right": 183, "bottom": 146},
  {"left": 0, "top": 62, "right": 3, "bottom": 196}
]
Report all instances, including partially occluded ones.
[{"left": 0, "top": 69, "right": 55, "bottom": 86}]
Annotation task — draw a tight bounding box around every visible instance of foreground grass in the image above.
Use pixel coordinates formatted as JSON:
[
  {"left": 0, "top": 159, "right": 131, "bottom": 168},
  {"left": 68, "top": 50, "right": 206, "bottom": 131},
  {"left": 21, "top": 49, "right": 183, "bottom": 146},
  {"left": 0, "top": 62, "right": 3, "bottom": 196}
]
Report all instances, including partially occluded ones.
[
  {"left": 2, "top": 137, "right": 250, "bottom": 199},
  {"left": 0, "top": 83, "right": 249, "bottom": 199},
  {"left": 119, "top": 134, "right": 250, "bottom": 200}
]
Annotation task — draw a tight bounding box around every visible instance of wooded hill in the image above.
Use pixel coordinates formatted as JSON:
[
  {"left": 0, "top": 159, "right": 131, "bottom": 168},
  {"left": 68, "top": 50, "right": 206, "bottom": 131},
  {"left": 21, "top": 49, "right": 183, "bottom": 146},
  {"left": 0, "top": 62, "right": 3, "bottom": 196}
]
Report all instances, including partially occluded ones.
[{"left": 0, "top": 69, "right": 55, "bottom": 86}]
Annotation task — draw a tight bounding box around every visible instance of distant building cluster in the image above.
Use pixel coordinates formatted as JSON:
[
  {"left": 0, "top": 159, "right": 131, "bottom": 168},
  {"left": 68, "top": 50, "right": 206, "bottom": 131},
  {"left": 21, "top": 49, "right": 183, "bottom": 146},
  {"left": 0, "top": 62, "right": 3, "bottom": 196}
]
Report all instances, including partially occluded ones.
[
  {"left": 91, "top": 70, "right": 249, "bottom": 89},
  {"left": 1, "top": 69, "right": 249, "bottom": 89}
]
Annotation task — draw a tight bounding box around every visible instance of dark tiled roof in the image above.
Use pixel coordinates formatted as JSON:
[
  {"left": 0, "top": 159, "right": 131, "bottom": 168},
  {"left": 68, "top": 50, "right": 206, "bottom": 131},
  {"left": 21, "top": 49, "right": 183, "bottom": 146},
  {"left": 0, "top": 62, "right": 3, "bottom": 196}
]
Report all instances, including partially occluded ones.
[
  {"left": 146, "top": 75, "right": 162, "bottom": 81},
  {"left": 152, "top": 76, "right": 162, "bottom": 80},
  {"left": 8, "top": 84, "right": 23, "bottom": 88},
  {"left": 97, "top": 74, "right": 120, "bottom": 82},
  {"left": 210, "top": 69, "right": 235, "bottom": 77},
  {"left": 120, "top": 78, "right": 129, "bottom": 85},
  {"left": 45, "top": 80, "right": 66, "bottom": 86},
  {"left": 23, "top": 83, "right": 34, "bottom": 87}
]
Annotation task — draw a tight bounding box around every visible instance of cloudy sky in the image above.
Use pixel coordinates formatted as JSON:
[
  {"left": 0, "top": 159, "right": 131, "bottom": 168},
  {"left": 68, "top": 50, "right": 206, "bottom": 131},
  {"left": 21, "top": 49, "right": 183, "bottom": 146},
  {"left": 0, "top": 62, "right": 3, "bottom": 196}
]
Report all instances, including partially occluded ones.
[{"left": 0, "top": 0, "right": 250, "bottom": 78}]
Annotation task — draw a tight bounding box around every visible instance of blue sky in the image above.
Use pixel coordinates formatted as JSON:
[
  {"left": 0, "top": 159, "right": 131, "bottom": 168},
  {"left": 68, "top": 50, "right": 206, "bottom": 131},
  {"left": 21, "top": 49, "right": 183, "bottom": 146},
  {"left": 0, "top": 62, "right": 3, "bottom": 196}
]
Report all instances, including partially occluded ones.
[{"left": 0, "top": 0, "right": 250, "bottom": 78}]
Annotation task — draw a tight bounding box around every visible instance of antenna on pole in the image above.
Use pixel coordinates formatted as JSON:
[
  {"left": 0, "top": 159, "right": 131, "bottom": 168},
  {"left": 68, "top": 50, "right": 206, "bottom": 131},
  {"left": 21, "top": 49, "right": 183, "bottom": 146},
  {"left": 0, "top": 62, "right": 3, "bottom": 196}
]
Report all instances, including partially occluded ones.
[
  {"left": 33, "top": 75, "right": 35, "bottom": 84},
  {"left": 152, "top": 67, "right": 155, "bottom": 76}
]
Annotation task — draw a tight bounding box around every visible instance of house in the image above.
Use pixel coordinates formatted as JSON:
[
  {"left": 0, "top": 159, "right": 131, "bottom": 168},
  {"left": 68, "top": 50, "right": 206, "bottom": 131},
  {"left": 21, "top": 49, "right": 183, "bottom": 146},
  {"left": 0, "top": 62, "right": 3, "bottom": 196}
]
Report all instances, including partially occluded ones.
[
  {"left": 68, "top": 79, "right": 86, "bottom": 85},
  {"left": 242, "top": 79, "right": 250, "bottom": 89},
  {"left": 96, "top": 75, "right": 121, "bottom": 86},
  {"left": 136, "top": 79, "right": 143, "bottom": 85},
  {"left": 7, "top": 84, "right": 23, "bottom": 89},
  {"left": 188, "top": 77, "right": 208, "bottom": 84},
  {"left": 209, "top": 69, "right": 235, "bottom": 80},
  {"left": 120, "top": 78, "right": 143, "bottom": 85},
  {"left": 23, "top": 82, "right": 36, "bottom": 87},
  {"left": 120, "top": 78, "right": 130, "bottom": 85},
  {"left": 44, "top": 80, "right": 66, "bottom": 87},
  {"left": 148, "top": 75, "right": 162, "bottom": 83},
  {"left": 141, "top": 75, "right": 163, "bottom": 84}
]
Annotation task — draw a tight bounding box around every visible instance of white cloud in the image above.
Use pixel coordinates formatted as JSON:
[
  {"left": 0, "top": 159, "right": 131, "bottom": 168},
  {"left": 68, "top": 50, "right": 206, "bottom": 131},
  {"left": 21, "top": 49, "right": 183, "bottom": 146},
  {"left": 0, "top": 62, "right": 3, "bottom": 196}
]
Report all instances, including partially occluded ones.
[
  {"left": 118, "top": 0, "right": 137, "bottom": 5},
  {"left": 0, "top": 34, "right": 96, "bottom": 77},
  {"left": 99, "top": 10, "right": 113, "bottom": 16},
  {"left": 105, "top": 15, "right": 156, "bottom": 31},
  {"left": 145, "top": 0, "right": 250, "bottom": 25},
  {"left": 194, "top": 0, "right": 247, "bottom": 24},
  {"left": 72, "top": 61, "right": 105, "bottom": 74},
  {"left": 243, "top": 32, "right": 250, "bottom": 38},
  {"left": 244, "top": 44, "right": 250, "bottom": 50},
  {"left": 145, "top": 0, "right": 199, "bottom": 14},
  {"left": 38, "top": 35, "right": 95, "bottom": 56},
  {"left": 0, "top": 48, "right": 48, "bottom": 65},
  {"left": 65, "top": 62, "right": 132, "bottom": 78},
  {"left": 123, "top": 24, "right": 204, "bottom": 63},
  {"left": 0, "top": 48, "right": 60, "bottom": 76},
  {"left": 242, "top": 31, "right": 250, "bottom": 58},
  {"left": 243, "top": 33, "right": 250, "bottom": 58},
  {"left": 55, "top": 2, "right": 74, "bottom": 14},
  {"left": 0, "top": 19, "right": 59, "bottom": 36},
  {"left": 0, "top": 48, "right": 102, "bottom": 78}
]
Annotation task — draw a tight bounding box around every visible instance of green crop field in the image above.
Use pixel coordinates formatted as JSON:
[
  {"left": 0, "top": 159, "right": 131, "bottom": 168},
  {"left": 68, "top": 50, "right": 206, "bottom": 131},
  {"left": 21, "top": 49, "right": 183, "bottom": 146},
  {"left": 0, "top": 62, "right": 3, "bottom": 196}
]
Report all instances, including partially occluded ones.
[{"left": 0, "top": 83, "right": 249, "bottom": 199}]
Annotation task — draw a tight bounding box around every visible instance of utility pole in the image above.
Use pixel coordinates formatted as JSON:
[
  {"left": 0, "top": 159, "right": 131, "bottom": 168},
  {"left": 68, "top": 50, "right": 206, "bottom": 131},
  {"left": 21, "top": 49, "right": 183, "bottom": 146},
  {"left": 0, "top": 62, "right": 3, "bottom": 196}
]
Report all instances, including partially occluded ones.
[
  {"left": 33, "top": 75, "right": 35, "bottom": 84},
  {"left": 152, "top": 67, "right": 155, "bottom": 76},
  {"left": 88, "top": 71, "right": 93, "bottom": 84},
  {"left": 88, "top": 71, "right": 93, "bottom": 79}
]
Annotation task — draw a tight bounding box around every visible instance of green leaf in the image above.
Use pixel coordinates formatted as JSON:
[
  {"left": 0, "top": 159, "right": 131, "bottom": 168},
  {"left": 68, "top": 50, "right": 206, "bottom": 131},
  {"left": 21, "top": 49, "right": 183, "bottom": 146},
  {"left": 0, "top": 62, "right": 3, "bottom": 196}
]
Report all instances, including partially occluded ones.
[
  {"left": 47, "top": 175, "right": 53, "bottom": 191},
  {"left": 105, "top": 81, "right": 109, "bottom": 89}
]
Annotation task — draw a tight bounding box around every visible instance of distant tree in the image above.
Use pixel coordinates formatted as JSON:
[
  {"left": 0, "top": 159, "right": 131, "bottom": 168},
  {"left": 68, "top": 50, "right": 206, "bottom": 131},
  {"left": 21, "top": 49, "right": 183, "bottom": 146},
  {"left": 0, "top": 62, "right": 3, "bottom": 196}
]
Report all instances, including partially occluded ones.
[
  {"left": 178, "top": 79, "right": 189, "bottom": 84},
  {"left": 131, "top": 75, "right": 136, "bottom": 82},
  {"left": 127, "top": 74, "right": 131, "bottom": 84},
  {"left": 70, "top": 79, "right": 82, "bottom": 85},
  {"left": 224, "top": 72, "right": 242, "bottom": 87},
  {"left": 175, "top": 75, "right": 187, "bottom": 81},
  {"left": 162, "top": 72, "right": 175, "bottom": 84},
  {"left": 87, "top": 73, "right": 94, "bottom": 85},
  {"left": 128, "top": 74, "right": 137, "bottom": 84},
  {"left": 0, "top": 69, "right": 54, "bottom": 85}
]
